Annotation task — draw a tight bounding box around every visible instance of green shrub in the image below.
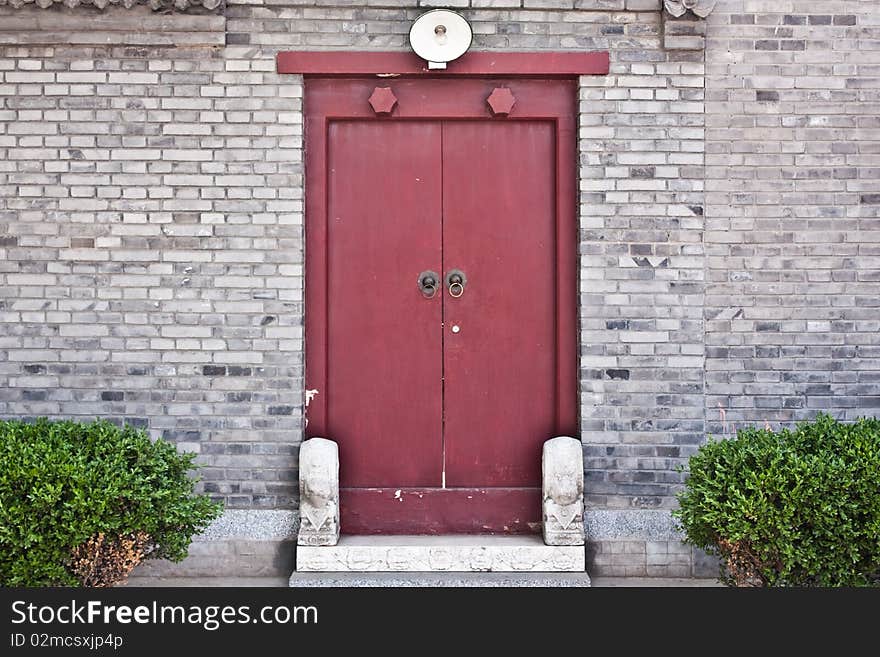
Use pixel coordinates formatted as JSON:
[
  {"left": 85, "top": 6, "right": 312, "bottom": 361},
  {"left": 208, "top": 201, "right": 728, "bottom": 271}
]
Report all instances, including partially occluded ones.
[
  {"left": 673, "top": 413, "right": 880, "bottom": 587},
  {"left": 0, "top": 418, "right": 223, "bottom": 587}
]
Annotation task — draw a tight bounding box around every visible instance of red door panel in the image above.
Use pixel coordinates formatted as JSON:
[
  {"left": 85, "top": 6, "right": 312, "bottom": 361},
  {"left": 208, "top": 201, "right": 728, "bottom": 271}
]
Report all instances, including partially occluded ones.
[
  {"left": 325, "top": 120, "right": 443, "bottom": 487},
  {"left": 442, "top": 121, "right": 559, "bottom": 487}
]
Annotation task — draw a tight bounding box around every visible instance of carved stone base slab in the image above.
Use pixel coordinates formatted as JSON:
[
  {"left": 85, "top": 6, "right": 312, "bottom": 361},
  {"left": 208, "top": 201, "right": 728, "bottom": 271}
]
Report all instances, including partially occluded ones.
[
  {"left": 289, "top": 572, "right": 592, "bottom": 587},
  {"left": 296, "top": 535, "right": 586, "bottom": 573}
]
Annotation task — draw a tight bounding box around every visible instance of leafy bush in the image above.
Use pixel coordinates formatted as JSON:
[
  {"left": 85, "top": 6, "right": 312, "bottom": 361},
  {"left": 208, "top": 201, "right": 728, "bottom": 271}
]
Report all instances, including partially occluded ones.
[
  {"left": 673, "top": 413, "right": 880, "bottom": 587},
  {"left": 0, "top": 418, "right": 223, "bottom": 587}
]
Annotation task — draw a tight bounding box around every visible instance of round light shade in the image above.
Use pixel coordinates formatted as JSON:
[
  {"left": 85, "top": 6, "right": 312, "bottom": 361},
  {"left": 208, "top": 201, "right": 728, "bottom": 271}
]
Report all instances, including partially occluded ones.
[{"left": 409, "top": 9, "right": 473, "bottom": 67}]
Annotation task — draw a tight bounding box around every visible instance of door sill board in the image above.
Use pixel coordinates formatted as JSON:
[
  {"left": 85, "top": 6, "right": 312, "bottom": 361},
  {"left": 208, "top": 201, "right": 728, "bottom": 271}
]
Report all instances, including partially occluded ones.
[
  {"left": 340, "top": 487, "right": 542, "bottom": 534},
  {"left": 295, "top": 534, "right": 585, "bottom": 573}
]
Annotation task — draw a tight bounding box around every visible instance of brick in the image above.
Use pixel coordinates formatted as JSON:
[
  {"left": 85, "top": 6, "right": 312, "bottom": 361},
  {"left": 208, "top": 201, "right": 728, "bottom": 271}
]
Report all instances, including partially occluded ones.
[
  {"left": 756, "top": 90, "right": 779, "bottom": 102},
  {"left": 160, "top": 326, "right": 213, "bottom": 339},
  {"left": 523, "top": 0, "right": 573, "bottom": 7},
  {"left": 110, "top": 149, "right": 162, "bottom": 160}
]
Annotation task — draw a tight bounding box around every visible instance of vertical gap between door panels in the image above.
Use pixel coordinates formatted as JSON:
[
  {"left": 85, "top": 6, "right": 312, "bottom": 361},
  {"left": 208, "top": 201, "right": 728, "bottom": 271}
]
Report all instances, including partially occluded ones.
[
  {"left": 553, "top": 120, "right": 561, "bottom": 432},
  {"left": 440, "top": 120, "right": 447, "bottom": 489},
  {"left": 322, "top": 117, "right": 331, "bottom": 431}
]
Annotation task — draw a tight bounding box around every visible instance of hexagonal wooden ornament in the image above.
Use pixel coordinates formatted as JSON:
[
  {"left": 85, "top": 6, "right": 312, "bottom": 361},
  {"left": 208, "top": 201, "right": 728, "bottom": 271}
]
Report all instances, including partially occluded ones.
[
  {"left": 368, "top": 87, "right": 398, "bottom": 116},
  {"left": 486, "top": 87, "right": 516, "bottom": 117}
]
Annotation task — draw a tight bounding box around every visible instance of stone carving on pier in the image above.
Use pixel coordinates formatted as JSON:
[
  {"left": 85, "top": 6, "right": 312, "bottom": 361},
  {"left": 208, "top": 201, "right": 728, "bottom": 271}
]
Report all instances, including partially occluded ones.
[
  {"left": 297, "top": 437, "right": 340, "bottom": 547},
  {"left": 542, "top": 436, "right": 585, "bottom": 547}
]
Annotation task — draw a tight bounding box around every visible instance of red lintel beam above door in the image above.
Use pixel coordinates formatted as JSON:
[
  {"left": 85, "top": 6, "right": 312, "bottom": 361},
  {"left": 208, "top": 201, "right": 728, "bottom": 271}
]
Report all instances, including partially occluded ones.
[{"left": 276, "top": 50, "right": 610, "bottom": 76}]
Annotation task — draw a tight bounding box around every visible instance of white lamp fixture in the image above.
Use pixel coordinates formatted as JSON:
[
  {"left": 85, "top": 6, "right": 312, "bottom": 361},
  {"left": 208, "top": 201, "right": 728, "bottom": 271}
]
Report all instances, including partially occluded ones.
[{"left": 409, "top": 9, "right": 473, "bottom": 70}]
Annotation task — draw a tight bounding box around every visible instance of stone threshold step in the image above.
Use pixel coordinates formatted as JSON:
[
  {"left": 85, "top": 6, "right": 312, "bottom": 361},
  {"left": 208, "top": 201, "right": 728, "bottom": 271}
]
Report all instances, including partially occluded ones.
[
  {"left": 289, "top": 571, "right": 592, "bottom": 588},
  {"left": 295, "top": 534, "right": 586, "bottom": 573}
]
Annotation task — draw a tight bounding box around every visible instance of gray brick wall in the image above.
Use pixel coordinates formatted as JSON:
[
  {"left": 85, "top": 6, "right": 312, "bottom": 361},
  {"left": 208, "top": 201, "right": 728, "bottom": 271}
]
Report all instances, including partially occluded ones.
[
  {"left": 0, "top": 0, "right": 877, "bottom": 580},
  {"left": 0, "top": 7, "right": 304, "bottom": 511},
  {"left": 705, "top": 0, "right": 880, "bottom": 435},
  {"left": 578, "top": 9, "right": 706, "bottom": 514}
]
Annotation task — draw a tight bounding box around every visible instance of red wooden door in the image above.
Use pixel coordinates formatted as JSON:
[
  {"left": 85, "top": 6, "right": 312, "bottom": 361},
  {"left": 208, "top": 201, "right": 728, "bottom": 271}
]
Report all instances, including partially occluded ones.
[{"left": 305, "top": 78, "right": 577, "bottom": 534}]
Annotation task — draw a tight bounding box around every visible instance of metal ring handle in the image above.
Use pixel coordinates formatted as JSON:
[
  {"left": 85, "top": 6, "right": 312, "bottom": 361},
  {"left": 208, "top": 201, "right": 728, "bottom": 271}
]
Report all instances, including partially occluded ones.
[
  {"left": 445, "top": 269, "right": 467, "bottom": 298},
  {"left": 418, "top": 270, "right": 440, "bottom": 299}
]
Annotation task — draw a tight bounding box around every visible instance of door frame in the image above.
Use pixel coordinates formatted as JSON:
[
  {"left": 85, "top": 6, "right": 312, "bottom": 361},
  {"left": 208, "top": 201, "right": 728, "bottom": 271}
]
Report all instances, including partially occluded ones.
[{"left": 278, "top": 50, "right": 610, "bottom": 534}]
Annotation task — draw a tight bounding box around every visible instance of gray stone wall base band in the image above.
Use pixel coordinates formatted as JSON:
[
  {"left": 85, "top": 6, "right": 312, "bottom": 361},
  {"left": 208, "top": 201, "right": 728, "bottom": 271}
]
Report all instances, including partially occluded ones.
[
  {"left": 585, "top": 509, "right": 682, "bottom": 541},
  {"left": 194, "top": 510, "right": 298, "bottom": 542},
  {"left": 194, "top": 509, "right": 681, "bottom": 543}
]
